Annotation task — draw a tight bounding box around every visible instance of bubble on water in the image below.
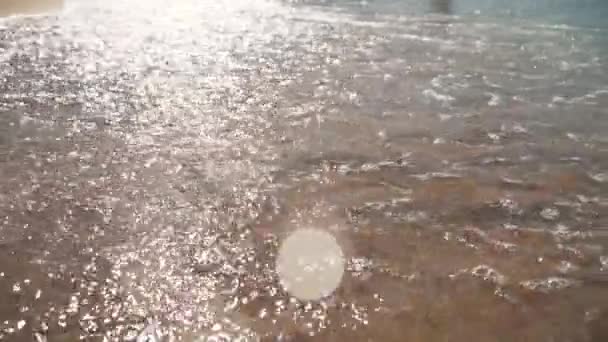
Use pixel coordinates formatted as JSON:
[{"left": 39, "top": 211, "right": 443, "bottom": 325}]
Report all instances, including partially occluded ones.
[
  {"left": 540, "top": 207, "right": 560, "bottom": 220},
  {"left": 486, "top": 92, "right": 501, "bottom": 106},
  {"left": 600, "top": 256, "right": 608, "bottom": 271},
  {"left": 557, "top": 261, "right": 579, "bottom": 274},
  {"left": 422, "top": 88, "right": 454, "bottom": 105},
  {"left": 347, "top": 257, "right": 373, "bottom": 274},
  {"left": 589, "top": 173, "right": 607, "bottom": 183},
  {"left": 276, "top": 229, "right": 345, "bottom": 301},
  {"left": 470, "top": 265, "right": 507, "bottom": 286},
  {"left": 512, "top": 124, "right": 528, "bottom": 134},
  {"left": 487, "top": 133, "right": 501, "bottom": 142}
]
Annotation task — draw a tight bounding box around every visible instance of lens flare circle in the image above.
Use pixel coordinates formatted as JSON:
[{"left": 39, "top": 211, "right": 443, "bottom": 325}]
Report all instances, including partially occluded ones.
[{"left": 276, "top": 229, "right": 345, "bottom": 301}]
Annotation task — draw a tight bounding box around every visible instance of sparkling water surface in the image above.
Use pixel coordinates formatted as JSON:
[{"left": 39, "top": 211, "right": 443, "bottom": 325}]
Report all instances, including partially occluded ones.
[{"left": 1, "top": 0, "right": 607, "bottom": 341}]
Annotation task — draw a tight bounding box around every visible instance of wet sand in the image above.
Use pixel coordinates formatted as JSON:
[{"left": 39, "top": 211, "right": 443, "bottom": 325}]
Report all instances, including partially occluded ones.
[{"left": 0, "top": 0, "right": 62, "bottom": 17}]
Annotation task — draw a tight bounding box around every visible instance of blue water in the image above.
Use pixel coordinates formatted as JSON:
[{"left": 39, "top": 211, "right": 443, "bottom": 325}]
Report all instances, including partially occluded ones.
[{"left": 300, "top": 0, "right": 608, "bottom": 29}]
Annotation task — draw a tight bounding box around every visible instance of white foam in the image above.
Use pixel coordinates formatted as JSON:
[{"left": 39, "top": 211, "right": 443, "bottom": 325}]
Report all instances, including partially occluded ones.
[
  {"left": 486, "top": 92, "right": 501, "bottom": 106},
  {"left": 422, "top": 88, "right": 455, "bottom": 105},
  {"left": 520, "top": 277, "right": 580, "bottom": 293}
]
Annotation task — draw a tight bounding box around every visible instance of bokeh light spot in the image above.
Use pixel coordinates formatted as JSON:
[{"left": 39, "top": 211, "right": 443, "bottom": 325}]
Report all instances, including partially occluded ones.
[{"left": 276, "top": 229, "right": 345, "bottom": 301}]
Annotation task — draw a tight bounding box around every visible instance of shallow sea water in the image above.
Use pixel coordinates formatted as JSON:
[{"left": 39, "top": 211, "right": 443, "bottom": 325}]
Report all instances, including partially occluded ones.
[{"left": 0, "top": 0, "right": 607, "bottom": 341}]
